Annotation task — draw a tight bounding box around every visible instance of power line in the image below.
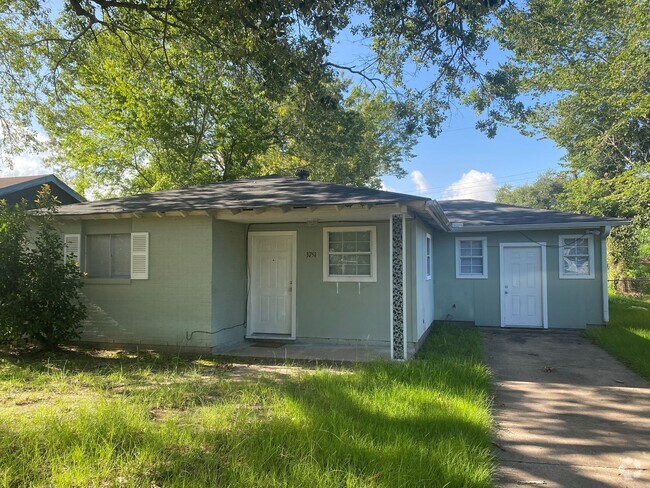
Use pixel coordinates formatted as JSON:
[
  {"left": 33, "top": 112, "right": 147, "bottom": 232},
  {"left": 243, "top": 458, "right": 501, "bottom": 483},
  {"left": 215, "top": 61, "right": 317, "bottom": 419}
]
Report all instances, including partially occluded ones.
[{"left": 415, "top": 169, "right": 548, "bottom": 197}]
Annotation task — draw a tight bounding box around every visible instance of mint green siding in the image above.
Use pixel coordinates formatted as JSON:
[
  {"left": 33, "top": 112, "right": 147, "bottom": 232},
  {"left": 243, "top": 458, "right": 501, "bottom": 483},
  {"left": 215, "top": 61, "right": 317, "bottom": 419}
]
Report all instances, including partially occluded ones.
[
  {"left": 211, "top": 220, "right": 247, "bottom": 347},
  {"left": 58, "top": 215, "right": 439, "bottom": 351},
  {"left": 433, "top": 230, "right": 604, "bottom": 328},
  {"left": 408, "top": 220, "right": 435, "bottom": 343},
  {"left": 60, "top": 217, "right": 214, "bottom": 349},
  {"left": 248, "top": 222, "right": 392, "bottom": 342}
]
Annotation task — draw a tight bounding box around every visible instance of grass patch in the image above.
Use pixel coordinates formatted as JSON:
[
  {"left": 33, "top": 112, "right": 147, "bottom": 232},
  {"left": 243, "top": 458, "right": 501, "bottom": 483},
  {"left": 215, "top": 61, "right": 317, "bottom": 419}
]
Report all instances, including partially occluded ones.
[
  {"left": 584, "top": 292, "right": 650, "bottom": 380},
  {"left": 0, "top": 326, "right": 493, "bottom": 487}
]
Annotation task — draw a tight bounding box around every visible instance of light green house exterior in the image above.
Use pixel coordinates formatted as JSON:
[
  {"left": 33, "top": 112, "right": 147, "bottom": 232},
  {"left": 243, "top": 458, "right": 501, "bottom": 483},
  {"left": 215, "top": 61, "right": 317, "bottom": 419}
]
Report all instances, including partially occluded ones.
[
  {"left": 53, "top": 176, "right": 626, "bottom": 359},
  {"left": 433, "top": 230, "right": 605, "bottom": 328}
]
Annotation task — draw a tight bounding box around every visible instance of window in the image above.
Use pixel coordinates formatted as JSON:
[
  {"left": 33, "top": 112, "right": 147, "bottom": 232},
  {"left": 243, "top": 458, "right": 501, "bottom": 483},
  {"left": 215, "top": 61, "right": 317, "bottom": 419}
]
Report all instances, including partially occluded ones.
[
  {"left": 425, "top": 233, "right": 432, "bottom": 280},
  {"left": 323, "top": 226, "right": 377, "bottom": 282},
  {"left": 559, "top": 235, "right": 594, "bottom": 279},
  {"left": 86, "top": 234, "right": 131, "bottom": 279},
  {"left": 456, "top": 237, "right": 488, "bottom": 279}
]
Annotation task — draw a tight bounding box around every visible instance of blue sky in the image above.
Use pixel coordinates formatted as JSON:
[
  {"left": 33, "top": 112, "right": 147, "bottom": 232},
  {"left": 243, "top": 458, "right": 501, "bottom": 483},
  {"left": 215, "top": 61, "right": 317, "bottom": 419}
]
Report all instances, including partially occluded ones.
[
  {"left": 2, "top": 6, "right": 566, "bottom": 200},
  {"left": 329, "top": 20, "right": 566, "bottom": 201},
  {"left": 380, "top": 109, "right": 565, "bottom": 201}
]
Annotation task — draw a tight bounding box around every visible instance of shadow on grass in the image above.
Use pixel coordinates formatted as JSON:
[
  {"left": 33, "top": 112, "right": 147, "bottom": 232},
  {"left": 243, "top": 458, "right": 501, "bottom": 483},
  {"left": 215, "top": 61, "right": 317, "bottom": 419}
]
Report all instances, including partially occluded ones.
[
  {"left": 0, "top": 326, "right": 494, "bottom": 487},
  {"left": 585, "top": 325, "right": 650, "bottom": 380}
]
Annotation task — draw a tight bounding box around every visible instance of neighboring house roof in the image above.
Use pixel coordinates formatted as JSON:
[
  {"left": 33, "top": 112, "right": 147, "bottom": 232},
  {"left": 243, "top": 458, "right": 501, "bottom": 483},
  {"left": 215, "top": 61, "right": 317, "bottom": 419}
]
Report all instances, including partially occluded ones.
[
  {"left": 0, "top": 174, "right": 44, "bottom": 190},
  {"left": 0, "top": 174, "right": 84, "bottom": 206},
  {"left": 439, "top": 199, "right": 628, "bottom": 231},
  {"left": 53, "top": 175, "right": 428, "bottom": 216}
]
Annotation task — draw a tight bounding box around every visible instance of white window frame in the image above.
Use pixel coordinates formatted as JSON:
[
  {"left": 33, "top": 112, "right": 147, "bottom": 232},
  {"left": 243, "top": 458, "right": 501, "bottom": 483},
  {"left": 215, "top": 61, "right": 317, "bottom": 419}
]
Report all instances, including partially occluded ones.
[
  {"left": 323, "top": 226, "right": 377, "bottom": 282},
  {"left": 425, "top": 233, "right": 432, "bottom": 281},
  {"left": 559, "top": 234, "right": 595, "bottom": 279},
  {"left": 456, "top": 237, "right": 488, "bottom": 279}
]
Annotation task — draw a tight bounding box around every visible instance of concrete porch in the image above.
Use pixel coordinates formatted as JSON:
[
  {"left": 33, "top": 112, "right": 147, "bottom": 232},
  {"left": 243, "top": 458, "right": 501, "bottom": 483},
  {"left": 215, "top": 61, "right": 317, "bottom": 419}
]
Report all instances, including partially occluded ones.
[{"left": 214, "top": 340, "right": 391, "bottom": 362}]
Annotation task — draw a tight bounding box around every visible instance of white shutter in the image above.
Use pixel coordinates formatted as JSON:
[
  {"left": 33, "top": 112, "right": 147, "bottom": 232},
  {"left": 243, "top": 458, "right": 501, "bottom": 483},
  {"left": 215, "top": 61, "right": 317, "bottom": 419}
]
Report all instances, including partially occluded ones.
[
  {"left": 64, "top": 234, "right": 81, "bottom": 265},
  {"left": 131, "top": 232, "right": 149, "bottom": 279}
]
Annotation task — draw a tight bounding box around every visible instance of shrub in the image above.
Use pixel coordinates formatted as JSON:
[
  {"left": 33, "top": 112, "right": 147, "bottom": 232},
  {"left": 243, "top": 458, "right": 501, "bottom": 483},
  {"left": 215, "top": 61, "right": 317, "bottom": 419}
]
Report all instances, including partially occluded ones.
[
  {"left": 0, "top": 200, "right": 28, "bottom": 340},
  {"left": 0, "top": 185, "right": 85, "bottom": 348}
]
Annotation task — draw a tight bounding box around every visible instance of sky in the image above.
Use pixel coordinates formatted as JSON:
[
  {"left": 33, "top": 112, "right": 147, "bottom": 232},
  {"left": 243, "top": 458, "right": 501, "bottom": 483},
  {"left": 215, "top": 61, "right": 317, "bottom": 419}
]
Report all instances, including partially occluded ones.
[{"left": 0, "top": 6, "right": 566, "bottom": 201}]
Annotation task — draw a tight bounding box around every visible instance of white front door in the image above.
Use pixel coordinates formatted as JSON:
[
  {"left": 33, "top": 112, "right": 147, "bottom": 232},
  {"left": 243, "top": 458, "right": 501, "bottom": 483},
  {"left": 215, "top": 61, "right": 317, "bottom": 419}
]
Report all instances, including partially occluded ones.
[
  {"left": 248, "top": 232, "right": 296, "bottom": 336},
  {"left": 501, "top": 245, "right": 544, "bottom": 328}
]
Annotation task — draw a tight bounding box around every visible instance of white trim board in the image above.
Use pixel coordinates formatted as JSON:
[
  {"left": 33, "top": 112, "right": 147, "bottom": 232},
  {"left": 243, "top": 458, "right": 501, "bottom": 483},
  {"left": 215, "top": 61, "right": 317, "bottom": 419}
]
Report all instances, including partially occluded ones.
[
  {"left": 558, "top": 234, "right": 595, "bottom": 280},
  {"left": 499, "top": 242, "right": 548, "bottom": 329},
  {"left": 322, "top": 226, "right": 377, "bottom": 282},
  {"left": 450, "top": 221, "right": 627, "bottom": 232},
  {"left": 455, "top": 236, "right": 488, "bottom": 279}
]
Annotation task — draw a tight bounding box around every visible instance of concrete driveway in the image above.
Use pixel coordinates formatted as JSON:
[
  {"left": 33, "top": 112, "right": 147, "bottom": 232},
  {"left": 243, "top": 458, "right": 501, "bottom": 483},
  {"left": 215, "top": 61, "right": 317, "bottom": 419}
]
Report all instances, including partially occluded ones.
[{"left": 482, "top": 329, "right": 649, "bottom": 487}]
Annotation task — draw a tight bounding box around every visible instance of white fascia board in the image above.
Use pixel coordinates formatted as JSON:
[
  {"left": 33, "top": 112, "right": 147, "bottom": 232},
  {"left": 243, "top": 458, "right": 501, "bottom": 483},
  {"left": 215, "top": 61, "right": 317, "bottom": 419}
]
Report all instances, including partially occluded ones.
[{"left": 449, "top": 221, "right": 629, "bottom": 232}]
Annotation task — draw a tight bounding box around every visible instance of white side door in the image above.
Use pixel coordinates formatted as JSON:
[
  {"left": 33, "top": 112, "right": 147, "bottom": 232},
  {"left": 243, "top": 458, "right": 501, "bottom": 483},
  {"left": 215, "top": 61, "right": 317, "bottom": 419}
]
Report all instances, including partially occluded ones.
[
  {"left": 248, "top": 232, "right": 295, "bottom": 336},
  {"left": 501, "top": 245, "right": 544, "bottom": 328}
]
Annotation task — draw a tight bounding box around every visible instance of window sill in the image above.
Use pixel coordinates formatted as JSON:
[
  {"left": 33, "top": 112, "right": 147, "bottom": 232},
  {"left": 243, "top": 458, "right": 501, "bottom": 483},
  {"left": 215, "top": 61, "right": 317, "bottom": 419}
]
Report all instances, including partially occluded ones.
[
  {"left": 456, "top": 275, "right": 488, "bottom": 280},
  {"left": 324, "top": 276, "right": 377, "bottom": 283},
  {"left": 559, "top": 274, "right": 595, "bottom": 280},
  {"left": 84, "top": 278, "right": 132, "bottom": 285}
]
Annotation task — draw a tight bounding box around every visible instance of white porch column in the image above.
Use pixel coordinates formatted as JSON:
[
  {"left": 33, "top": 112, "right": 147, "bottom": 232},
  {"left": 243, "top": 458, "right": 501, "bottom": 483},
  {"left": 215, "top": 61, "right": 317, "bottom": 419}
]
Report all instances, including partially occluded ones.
[{"left": 390, "top": 213, "right": 407, "bottom": 360}]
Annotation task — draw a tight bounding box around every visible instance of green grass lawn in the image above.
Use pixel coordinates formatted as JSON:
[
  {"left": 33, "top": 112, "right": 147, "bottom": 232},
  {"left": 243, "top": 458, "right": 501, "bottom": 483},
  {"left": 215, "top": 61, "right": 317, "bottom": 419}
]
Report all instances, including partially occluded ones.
[
  {"left": 0, "top": 326, "right": 494, "bottom": 487},
  {"left": 584, "top": 292, "right": 650, "bottom": 380}
]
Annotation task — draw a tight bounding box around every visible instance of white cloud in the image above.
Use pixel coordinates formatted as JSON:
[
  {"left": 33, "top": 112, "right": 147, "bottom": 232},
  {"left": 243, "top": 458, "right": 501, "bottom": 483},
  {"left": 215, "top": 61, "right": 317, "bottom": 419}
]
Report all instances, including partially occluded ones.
[
  {"left": 444, "top": 169, "right": 497, "bottom": 202},
  {"left": 410, "top": 170, "right": 428, "bottom": 193},
  {"left": 381, "top": 181, "right": 396, "bottom": 192},
  {"left": 0, "top": 154, "right": 47, "bottom": 177}
]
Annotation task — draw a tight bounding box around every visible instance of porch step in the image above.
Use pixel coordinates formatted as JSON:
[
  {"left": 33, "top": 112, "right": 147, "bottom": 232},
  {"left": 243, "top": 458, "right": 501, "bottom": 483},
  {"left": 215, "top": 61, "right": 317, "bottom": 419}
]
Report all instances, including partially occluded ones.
[{"left": 245, "top": 334, "right": 294, "bottom": 342}]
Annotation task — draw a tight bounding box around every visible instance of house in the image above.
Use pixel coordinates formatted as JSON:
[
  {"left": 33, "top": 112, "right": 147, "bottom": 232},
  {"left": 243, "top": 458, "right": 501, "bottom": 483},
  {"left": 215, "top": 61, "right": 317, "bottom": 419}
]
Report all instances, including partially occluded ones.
[
  {"left": 0, "top": 174, "right": 84, "bottom": 207},
  {"left": 52, "top": 174, "right": 627, "bottom": 360}
]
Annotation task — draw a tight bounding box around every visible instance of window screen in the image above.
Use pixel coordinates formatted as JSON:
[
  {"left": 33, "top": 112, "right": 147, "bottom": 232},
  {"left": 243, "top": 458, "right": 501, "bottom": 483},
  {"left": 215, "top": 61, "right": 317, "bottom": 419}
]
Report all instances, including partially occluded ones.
[
  {"left": 459, "top": 239, "right": 484, "bottom": 275},
  {"left": 328, "top": 230, "right": 372, "bottom": 277},
  {"left": 561, "top": 237, "right": 591, "bottom": 276},
  {"left": 86, "top": 234, "right": 131, "bottom": 278}
]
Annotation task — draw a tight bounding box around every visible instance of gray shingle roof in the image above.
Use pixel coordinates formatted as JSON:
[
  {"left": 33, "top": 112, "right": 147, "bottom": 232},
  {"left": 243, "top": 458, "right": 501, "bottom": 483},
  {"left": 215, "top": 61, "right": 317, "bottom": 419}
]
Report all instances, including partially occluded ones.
[
  {"left": 50, "top": 176, "right": 629, "bottom": 229},
  {"left": 438, "top": 199, "right": 627, "bottom": 228},
  {"left": 54, "top": 176, "right": 427, "bottom": 216}
]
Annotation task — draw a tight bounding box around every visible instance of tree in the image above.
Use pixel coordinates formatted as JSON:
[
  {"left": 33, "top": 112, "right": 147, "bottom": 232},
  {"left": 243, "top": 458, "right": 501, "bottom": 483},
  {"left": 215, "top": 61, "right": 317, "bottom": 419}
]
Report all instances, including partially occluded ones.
[
  {"left": 0, "top": 186, "right": 86, "bottom": 348},
  {"left": 0, "top": 0, "right": 506, "bottom": 174},
  {"left": 0, "top": 199, "right": 28, "bottom": 341},
  {"left": 37, "top": 26, "right": 417, "bottom": 194},
  {"left": 496, "top": 170, "right": 566, "bottom": 210},
  {"left": 470, "top": 0, "right": 650, "bottom": 277}
]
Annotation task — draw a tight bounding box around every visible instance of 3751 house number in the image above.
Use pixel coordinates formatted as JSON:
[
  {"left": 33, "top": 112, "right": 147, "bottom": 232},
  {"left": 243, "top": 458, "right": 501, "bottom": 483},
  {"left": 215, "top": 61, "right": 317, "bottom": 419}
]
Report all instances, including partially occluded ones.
[{"left": 306, "top": 251, "right": 317, "bottom": 258}]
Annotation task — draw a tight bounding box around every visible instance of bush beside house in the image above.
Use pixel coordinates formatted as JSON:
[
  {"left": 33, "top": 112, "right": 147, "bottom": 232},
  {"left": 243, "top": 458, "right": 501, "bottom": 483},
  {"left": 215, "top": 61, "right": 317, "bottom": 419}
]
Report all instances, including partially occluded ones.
[{"left": 0, "top": 185, "right": 86, "bottom": 348}]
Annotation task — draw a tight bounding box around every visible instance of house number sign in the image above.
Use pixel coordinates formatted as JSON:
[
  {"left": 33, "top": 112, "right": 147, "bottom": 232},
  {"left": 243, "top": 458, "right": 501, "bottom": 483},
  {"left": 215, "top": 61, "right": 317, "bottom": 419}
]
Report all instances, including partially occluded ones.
[{"left": 306, "top": 251, "right": 317, "bottom": 258}]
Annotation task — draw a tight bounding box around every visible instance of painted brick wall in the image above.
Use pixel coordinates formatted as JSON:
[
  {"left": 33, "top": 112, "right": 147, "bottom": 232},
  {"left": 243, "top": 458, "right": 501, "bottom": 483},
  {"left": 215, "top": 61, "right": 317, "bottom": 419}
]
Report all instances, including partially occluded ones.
[{"left": 60, "top": 216, "right": 213, "bottom": 348}]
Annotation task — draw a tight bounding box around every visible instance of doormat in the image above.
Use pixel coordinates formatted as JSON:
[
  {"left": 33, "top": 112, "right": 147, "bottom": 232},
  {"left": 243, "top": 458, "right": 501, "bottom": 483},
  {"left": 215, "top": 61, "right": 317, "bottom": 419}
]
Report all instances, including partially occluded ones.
[{"left": 250, "top": 342, "right": 287, "bottom": 348}]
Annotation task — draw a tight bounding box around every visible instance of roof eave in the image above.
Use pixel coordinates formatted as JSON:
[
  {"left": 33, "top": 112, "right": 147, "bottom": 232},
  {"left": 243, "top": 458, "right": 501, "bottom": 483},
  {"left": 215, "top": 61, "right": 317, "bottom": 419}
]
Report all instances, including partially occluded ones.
[
  {"left": 448, "top": 220, "right": 630, "bottom": 232},
  {"left": 52, "top": 197, "right": 427, "bottom": 218},
  {"left": 425, "top": 200, "right": 451, "bottom": 231}
]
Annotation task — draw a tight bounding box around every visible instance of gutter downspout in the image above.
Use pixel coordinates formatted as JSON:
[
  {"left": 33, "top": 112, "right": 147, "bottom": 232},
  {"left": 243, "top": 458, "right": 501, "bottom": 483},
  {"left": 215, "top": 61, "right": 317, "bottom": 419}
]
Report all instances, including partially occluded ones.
[{"left": 601, "top": 225, "right": 612, "bottom": 323}]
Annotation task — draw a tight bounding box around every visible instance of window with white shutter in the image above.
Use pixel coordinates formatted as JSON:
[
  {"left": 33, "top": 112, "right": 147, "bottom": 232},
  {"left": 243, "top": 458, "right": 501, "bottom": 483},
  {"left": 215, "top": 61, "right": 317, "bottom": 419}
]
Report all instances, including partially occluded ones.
[
  {"left": 64, "top": 234, "right": 81, "bottom": 266},
  {"left": 130, "top": 232, "right": 149, "bottom": 280}
]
